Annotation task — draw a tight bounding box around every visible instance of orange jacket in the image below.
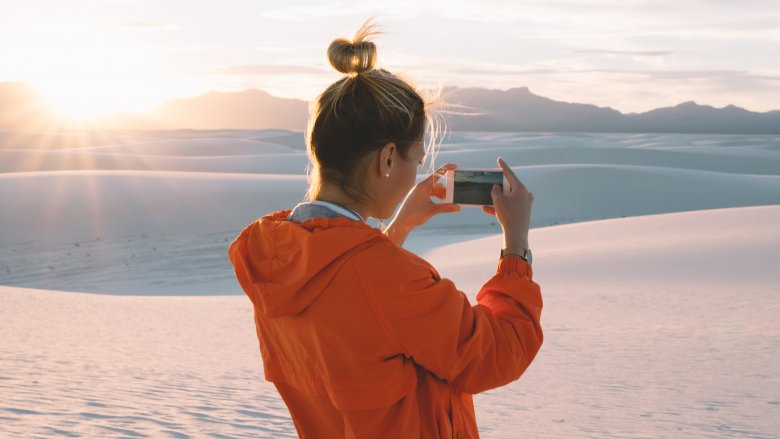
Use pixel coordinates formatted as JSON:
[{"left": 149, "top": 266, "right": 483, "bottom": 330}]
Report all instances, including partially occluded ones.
[{"left": 228, "top": 209, "right": 543, "bottom": 438}]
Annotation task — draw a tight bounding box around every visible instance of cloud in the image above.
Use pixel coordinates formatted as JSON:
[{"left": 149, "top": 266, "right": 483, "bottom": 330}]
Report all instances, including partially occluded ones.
[
  {"left": 254, "top": 46, "right": 300, "bottom": 53},
  {"left": 447, "top": 64, "right": 780, "bottom": 82},
  {"left": 214, "top": 64, "right": 328, "bottom": 76},
  {"left": 571, "top": 49, "right": 676, "bottom": 57},
  {"left": 118, "top": 22, "right": 179, "bottom": 31},
  {"left": 258, "top": 2, "right": 360, "bottom": 20},
  {"left": 569, "top": 69, "right": 780, "bottom": 82},
  {"left": 442, "top": 64, "right": 780, "bottom": 83},
  {"left": 450, "top": 67, "right": 557, "bottom": 76}
]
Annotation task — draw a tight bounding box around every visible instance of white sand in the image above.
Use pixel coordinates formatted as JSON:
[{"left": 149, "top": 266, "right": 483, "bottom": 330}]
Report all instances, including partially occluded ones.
[
  {"left": 1, "top": 129, "right": 779, "bottom": 437},
  {"left": 2, "top": 205, "right": 777, "bottom": 438},
  {"left": 3, "top": 131, "right": 780, "bottom": 294}
]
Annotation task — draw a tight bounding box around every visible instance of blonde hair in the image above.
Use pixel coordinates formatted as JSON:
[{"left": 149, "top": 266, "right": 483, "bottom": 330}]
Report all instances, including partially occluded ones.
[{"left": 305, "top": 18, "right": 445, "bottom": 205}]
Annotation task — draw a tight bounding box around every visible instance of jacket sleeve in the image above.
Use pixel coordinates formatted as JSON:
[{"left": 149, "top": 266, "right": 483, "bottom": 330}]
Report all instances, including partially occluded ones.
[{"left": 352, "top": 246, "right": 543, "bottom": 395}]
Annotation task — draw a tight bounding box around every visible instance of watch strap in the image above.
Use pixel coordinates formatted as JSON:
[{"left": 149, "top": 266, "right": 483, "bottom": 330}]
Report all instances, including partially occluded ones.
[{"left": 501, "top": 247, "right": 531, "bottom": 264}]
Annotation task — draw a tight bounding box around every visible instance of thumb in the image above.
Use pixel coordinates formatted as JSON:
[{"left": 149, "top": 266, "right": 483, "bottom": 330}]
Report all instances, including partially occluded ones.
[{"left": 491, "top": 184, "right": 501, "bottom": 199}]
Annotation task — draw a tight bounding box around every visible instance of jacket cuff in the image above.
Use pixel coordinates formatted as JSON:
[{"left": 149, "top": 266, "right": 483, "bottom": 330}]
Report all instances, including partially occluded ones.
[{"left": 497, "top": 255, "right": 533, "bottom": 280}]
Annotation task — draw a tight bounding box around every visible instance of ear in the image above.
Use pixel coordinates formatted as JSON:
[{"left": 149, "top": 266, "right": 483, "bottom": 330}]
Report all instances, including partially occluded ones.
[{"left": 378, "top": 142, "right": 396, "bottom": 177}]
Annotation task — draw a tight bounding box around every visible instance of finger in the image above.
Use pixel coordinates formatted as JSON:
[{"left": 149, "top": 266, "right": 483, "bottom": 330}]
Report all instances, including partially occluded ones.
[
  {"left": 490, "top": 183, "right": 503, "bottom": 200},
  {"left": 497, "top": 156, "right": 525, "bottom": 191},
  {"left": 419, "top": 173, "right": 438, "bottom": 187},
  {"left": 436, "top": 163, "right": 457, "bottom": 173},
  {"left": 431, "top": 183, "right": 446, "bottom": 199},
  {"left": 436, "top": 203, "right": 460, "bottom": 214},
  {"left": 430, "top": 163, "right": 457, "bottom": 181}
]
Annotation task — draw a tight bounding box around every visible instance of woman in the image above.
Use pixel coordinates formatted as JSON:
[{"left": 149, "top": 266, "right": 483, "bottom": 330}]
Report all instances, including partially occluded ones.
[{"left": 228, "top": 21, "right": 542, "bottom": 439}]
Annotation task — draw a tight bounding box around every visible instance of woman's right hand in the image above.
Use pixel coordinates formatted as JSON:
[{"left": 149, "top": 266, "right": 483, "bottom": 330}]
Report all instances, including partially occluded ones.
[{"left": 482, "top": 157, "right": 534, "bottom": 250}]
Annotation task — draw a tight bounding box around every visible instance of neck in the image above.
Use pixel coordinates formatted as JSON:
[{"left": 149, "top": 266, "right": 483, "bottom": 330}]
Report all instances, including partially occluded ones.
[{"left": 314, "top": 186, "right": 371, "bottom": 221}]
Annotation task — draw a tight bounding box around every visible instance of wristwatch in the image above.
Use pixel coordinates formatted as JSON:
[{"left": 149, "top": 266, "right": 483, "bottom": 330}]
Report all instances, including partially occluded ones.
[{"left": 501, "top": 247, "right": 532, "bottom": 265}]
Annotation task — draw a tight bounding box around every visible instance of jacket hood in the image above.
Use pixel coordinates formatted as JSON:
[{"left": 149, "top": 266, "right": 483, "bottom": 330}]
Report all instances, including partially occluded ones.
[{"left": 228, "top": 209, "right": 387, "bottom": 318}]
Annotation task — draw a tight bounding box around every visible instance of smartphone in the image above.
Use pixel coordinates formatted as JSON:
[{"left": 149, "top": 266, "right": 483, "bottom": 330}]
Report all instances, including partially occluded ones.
[{"left": 445, "top": 169, "right": 509, "bottom": 206}]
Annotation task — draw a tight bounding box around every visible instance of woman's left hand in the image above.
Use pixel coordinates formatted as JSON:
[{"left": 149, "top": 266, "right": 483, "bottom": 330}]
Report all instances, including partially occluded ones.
[{"left": 384, "top": 163, "right": 460, "bottom": 245}]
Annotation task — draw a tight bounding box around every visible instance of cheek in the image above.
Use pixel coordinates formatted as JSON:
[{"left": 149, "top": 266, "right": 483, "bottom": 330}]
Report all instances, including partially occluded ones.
[
  {"left": 405, "top": 168, "right": 417, "bottom": 191},
  {"left": 392, "top": 172, "right": 413, "bottom": 203}
]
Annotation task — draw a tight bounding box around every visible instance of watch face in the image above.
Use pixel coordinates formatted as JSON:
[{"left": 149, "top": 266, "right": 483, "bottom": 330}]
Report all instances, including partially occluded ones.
[{"left": 524, "top": 249, "right": 533, "bottom": 264}]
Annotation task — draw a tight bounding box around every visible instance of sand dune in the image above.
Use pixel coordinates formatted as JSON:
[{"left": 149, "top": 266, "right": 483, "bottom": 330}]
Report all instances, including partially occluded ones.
[
  {"left": 64, "top": 137, "right": 300, "bottom": 155},
  {"left": 426, "top": 204, "right": 780, "bottom": 438},
  {"left": 0, "top": 170, "right": 307, "bottom": 294},
  {"left": 1, "top": 129, "right": 778, "bottom": 436},
  {"left": 3, "top": 128, "right": 780, "bottom": 295},
  {"left": 3, "top": 131, "right": 779, "bottom": 176},
  {"left": 4, "top": 163, "right": 778, "bottom": 244},
  {"left": 0, "top": 170, "right": 307, "bottom": 241},
  {"left": 423, "top": 163, "right": 780, "bottom": 230},
  {"left": 2, "top": 163, "right": 779, "bottom": 294},
  {"left": 2, "top": 205, "right": 777, "bottom": 438},
  {"left": 0, "top": 149, "right": 309, "bottom": 174}
]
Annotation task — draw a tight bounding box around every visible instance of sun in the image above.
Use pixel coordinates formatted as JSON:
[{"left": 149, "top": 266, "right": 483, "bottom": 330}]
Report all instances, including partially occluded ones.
[
  {"left": 36, "top": 79, "right": 130, "bottom": 120},
  {"left": 32, "top": 73, "right": 175, "bottom": 123},
  {"left": 19, "top": 23, "right": 172, "bottom": 122}
]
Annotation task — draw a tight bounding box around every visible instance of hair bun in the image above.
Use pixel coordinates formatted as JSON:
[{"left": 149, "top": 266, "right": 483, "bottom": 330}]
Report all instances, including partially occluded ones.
[{"left": 327, "top": 20, "right": 379, "bottom": 75}]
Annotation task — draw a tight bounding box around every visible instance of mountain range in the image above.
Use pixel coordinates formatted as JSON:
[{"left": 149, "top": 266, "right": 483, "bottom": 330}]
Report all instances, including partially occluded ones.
[{"left": 1, "top": 82, "right": 778, "bottom": 134}]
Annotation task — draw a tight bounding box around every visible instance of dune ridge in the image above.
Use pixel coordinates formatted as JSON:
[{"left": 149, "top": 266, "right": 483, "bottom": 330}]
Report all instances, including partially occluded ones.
[{"left": 2, "top": 205, "right": 777, "bottom": 438}]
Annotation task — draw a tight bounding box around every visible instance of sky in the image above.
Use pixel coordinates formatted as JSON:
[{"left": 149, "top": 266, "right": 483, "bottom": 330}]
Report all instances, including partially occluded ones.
[{"left": 2, "top": 0, "right": 779, "bottom": 119}]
